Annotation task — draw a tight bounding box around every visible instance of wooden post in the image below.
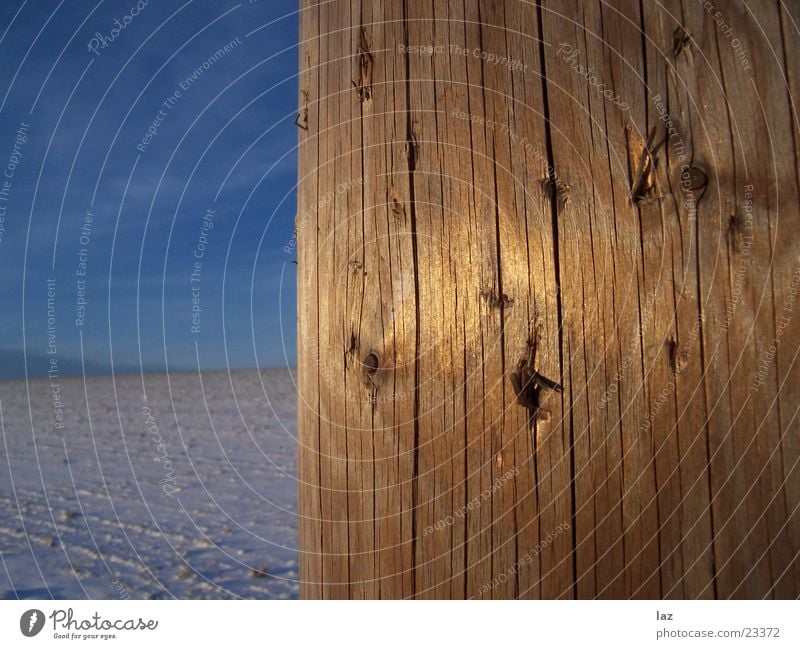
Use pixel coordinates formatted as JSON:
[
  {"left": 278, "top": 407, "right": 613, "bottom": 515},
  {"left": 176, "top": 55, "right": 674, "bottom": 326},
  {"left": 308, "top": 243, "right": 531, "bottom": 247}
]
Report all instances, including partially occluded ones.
[{"left": 296, "top": 0, "right": 800, "bottom": 598}]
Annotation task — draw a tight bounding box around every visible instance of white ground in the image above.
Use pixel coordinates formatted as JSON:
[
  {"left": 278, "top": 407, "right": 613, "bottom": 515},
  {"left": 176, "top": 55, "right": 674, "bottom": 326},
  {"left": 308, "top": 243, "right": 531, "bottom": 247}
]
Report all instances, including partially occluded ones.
[{"left": 0, "top": 368, "right": 299, "bottom": 599}]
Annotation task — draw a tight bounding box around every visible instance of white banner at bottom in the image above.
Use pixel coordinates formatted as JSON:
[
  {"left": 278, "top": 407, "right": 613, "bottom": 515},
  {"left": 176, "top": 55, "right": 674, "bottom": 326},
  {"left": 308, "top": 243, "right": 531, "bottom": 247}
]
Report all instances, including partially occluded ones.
[{"left": 0, "top": 600, "right": 797, "bottom": 648}]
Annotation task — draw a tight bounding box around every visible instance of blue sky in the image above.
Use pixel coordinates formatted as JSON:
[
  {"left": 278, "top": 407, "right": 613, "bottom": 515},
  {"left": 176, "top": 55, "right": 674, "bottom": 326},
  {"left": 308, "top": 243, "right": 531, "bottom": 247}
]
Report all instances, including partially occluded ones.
[{"left": 0, "top": 0, "right": 300, "bottom": 379}]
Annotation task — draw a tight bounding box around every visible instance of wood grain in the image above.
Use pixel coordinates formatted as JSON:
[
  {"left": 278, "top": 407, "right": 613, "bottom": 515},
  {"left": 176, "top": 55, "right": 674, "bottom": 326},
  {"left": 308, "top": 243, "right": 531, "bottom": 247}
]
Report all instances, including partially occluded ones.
[{"left": 297, "top": 0, "right": 800, "bottom": 598}]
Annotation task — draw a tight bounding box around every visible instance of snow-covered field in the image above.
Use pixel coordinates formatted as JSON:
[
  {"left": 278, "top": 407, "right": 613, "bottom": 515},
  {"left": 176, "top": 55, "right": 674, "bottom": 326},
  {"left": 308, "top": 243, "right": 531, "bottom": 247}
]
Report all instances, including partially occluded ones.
[{"left": 0, "top": 368, "right": 299, "bottom": 600}]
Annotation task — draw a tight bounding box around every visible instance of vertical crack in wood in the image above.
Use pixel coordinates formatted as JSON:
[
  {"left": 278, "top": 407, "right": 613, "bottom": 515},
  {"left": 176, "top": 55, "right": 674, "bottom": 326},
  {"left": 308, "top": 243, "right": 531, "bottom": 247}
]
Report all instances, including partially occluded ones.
[
  {"left": 363, "top": 351, "right": 379, "bottom": 414},
  {"left": 402, "top": 0, "right": 421, "bottom": 598},
  {"left": 666, "top": 337, "right": 678, "bottom": 375},
  {"left": 535, "top": 0, "right": 575, "bottom": 599}
]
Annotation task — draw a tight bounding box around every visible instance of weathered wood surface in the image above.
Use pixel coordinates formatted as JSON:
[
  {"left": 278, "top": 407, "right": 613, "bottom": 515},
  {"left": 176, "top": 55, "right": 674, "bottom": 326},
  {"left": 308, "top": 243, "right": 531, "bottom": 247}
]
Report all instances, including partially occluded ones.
[{"left": 296, "top": 0, "right": 800, "bottom": 598}]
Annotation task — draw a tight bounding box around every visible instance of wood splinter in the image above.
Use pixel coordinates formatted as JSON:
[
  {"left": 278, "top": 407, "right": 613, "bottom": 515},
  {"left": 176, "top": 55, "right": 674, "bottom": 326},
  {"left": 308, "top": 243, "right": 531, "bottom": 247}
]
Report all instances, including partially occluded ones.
[
  {"left": 666, "top": 338, "right": 690, "bottom": 375},
  {"left": 482, "top": 288, "right": 514, "bottom": 309},
  {"left": 295, "top": 89, "right": 309, "bottom": 131},
  {"left": 511, "top": 324, "right": 563, "bottom": 429},
  {"left": 630, "top": 122, "right": 667, "bottom": 204},
  {"left": 672, "top": 26, "right": 691, "bottom": 58},
  {"left": 389, "top": 186, "right": 405, "bottom": 217},
  {"left": 352, "top": 27, "right": 374, "bottom": 106},
  {"left": 541, "top": 176, "right": 570, "bottom": 212}
]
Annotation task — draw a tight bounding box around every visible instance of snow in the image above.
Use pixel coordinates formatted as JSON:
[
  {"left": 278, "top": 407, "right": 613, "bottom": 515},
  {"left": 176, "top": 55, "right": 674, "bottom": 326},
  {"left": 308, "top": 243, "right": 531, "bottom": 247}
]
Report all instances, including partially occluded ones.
[{"left": 0, "top": 368, "right": 299, "bottom": 599}]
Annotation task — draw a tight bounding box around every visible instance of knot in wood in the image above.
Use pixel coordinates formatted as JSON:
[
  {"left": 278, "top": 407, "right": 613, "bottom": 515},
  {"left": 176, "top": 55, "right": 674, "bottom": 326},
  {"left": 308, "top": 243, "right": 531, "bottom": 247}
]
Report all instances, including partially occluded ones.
[
  {"left": 686, "top": 166, "right": 707, "bottom": 192},
  {"left": 363, "top": 352, "right": 379, "bottom": 375}
]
